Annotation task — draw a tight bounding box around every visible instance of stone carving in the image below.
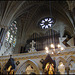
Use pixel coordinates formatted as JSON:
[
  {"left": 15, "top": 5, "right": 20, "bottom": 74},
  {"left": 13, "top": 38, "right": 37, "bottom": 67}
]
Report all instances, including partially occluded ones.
[
  {"left": 69, "top": 60, "right": 75, "bottom": 70},
  {"left": 58, "top": 62, "right": 65, "bottom": 74},
  {"left": 28, "top": 40, "right": 36, "bottom": 53}
]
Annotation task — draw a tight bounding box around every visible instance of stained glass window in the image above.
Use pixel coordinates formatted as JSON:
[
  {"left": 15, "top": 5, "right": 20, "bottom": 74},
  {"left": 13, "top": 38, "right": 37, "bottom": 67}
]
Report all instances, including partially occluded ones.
[
  {"left": 5, "top": 21, "right": 17, "bottom": 47},
  {"left": 6, "top": 30, "right": 10, "bottom": 41},
  {"left": 9, "top": 35, "right": 13, "bottom": 43},
  {"left": 13, "top": 37, "right": 16, "bottom": 47},
  {"left": 38, "top": 17, "right": 55, "bottom": 29}
]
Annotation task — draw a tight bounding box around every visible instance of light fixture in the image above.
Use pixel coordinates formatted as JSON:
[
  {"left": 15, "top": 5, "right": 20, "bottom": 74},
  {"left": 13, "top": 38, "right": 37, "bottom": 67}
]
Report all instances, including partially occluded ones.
[
  {"left": 57, "top": 44, "right": 61, "bottom": 48},
  {"left": 45, "top": 44, "right": 64, "bottom": 54},
  {"left": 45, "top": 47, "right": 49, "bottom": 53},
  {"left": 60, "top": 47, "right": 64, "bottom": 51},
  {"left": 50, "top": 44, "right": 55, "bottom": 48},
  {"left": 45, "top": 47, "right": 48, "bottom": 50},
  {"left": 46, "top": 50, "right": 49, "bottom": 53},
  {"left": 52, "top": 52, "right": 54, "bottom": 54}
]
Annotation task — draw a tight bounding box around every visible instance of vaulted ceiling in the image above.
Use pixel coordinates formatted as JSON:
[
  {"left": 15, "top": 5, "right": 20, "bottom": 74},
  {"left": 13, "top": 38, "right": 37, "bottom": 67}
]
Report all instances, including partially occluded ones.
[{"left": 0, "top": 1, "right": 75, "bottom": 53}]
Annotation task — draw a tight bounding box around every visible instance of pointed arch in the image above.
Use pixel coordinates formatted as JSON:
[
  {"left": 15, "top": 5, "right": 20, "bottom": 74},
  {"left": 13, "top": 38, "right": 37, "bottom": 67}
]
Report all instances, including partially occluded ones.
[
  {"left": 67, "top": 56, "right": 75, "bottom": 66},
  {"left": 56, "top": 57, "right": 67, "bottom": 68},
  {"left": 15, "top": 59, "right": 41, "bottom": 74}
]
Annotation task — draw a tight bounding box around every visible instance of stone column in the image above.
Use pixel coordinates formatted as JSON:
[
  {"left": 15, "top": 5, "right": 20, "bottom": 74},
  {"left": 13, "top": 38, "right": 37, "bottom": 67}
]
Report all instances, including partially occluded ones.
[
  {"left": 65, "top": 67, "right": 70, "bottom": 75},
  {"left": 0, "top": 28, "right": 7, "bottom": 50}
]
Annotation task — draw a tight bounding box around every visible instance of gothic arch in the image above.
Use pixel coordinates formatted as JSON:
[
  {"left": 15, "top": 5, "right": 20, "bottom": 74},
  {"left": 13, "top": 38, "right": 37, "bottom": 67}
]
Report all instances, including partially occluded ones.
[
  {"left": 66, "top": 56, "right": 75, "bottom": 66},
  {"left": 15, "top": 59, "right": 41, "bottom": 74},
  {"left": 56, "top": 57, "right": 67, "bottom": 68}
]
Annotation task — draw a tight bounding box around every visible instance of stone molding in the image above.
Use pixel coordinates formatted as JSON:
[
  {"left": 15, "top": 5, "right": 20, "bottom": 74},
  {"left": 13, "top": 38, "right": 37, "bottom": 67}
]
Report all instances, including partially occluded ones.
[{"left": 0, "top": 47, "right": 75, "bottom": 61}]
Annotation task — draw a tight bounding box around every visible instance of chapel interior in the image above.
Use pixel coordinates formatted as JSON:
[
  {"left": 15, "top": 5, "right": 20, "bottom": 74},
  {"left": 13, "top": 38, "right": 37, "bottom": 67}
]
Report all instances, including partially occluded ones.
[{"left": 0, "top": 1, "right": 75, "bottom": 74}]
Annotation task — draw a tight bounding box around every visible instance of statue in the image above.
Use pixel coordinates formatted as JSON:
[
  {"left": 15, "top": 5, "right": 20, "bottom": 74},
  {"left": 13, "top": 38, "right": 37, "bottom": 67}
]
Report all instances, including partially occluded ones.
[
  {"left": 28, "top": 40, "right": 37, "bottom": 53},
  {"left": 58, "top": 62, "right": 65, "bottom": 74}
]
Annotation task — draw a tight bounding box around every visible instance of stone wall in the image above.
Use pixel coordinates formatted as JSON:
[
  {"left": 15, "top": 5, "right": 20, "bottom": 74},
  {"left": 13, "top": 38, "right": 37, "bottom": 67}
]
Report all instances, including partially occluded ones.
[{"left": 0, "top": 46, "right": 75, "bottom": 74}]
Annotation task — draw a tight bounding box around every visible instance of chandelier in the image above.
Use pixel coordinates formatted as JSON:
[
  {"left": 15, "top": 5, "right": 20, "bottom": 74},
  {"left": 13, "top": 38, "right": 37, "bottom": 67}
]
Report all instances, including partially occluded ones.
[{"left": 45, "top": 44, "right": 64, "bottom": 54}]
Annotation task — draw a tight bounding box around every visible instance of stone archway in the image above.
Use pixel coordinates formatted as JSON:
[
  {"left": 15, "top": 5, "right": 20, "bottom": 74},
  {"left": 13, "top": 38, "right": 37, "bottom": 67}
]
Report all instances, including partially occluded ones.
[
  {"left": 15, "top": 59, "right": 41, "bottom": 74},
  {"left": 58, "top": 61, "right": 65, "bottom": 74},
  {"left": 56, "top": 57, "right": 67, "bottom": 68},
  {"left": 67, "top": 56, "right": 75, "bottom": 65},
  {"left": 56, "top": 57, "right": 67, "bottom": 74},
  {"left": 67, "top": 56, "right": 75, "bottom": 72}
]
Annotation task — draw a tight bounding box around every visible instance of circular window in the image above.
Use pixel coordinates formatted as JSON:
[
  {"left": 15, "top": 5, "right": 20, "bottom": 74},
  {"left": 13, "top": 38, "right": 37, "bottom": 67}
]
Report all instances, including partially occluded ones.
[{"left": 38, "top": 17, "right": 55, "bottom": 29}]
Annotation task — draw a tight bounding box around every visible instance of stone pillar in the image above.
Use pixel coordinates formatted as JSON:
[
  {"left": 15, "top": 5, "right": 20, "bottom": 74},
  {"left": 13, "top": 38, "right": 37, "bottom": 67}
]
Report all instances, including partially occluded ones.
[
  {"left": 0, "top": 28, "right": 7, "bottom": 50},
  {"left": 65, "top": 67, "right": 70, "bottom": 75}
]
